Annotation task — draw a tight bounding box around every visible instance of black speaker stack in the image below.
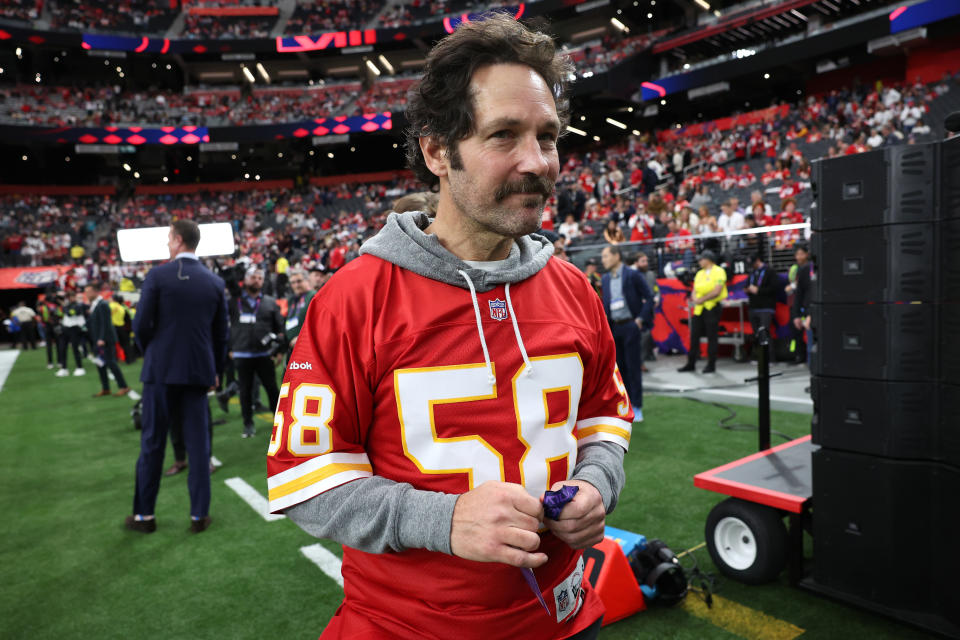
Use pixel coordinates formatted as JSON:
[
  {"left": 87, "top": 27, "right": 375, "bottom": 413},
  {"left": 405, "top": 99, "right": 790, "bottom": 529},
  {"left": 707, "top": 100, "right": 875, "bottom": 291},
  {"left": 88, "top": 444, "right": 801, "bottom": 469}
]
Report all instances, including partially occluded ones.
[{"left": 808, "top": 137, "right": 960, "bottom": 638}]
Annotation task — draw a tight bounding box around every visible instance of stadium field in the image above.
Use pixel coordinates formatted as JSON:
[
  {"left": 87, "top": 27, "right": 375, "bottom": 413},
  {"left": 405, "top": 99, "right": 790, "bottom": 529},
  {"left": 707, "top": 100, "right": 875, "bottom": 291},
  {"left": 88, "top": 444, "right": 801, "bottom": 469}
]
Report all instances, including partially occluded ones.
[{"left": 0, "top": 348, "right": 930, "bottom": 640}]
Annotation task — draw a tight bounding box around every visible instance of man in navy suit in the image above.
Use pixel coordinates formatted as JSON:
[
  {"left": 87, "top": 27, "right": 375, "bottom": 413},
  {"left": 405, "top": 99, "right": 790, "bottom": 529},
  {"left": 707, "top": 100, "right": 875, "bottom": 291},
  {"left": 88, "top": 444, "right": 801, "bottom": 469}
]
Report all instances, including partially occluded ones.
[
  {"left": 127, "top": 220, "right": 229, "bottom": 534},
  {"left": 83, "top": 283, "right": 130, "bottom": 397},
  {"left": 600, "top": 244, "right": 654, "bottom": 422}
]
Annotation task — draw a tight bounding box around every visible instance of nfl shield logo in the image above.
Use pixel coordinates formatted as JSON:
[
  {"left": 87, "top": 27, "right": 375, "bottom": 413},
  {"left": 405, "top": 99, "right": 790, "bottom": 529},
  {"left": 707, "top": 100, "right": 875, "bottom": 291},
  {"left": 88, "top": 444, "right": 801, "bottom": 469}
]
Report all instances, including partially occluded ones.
[{"left": 488, "top": 299, "right": 508, "bottom": 321}]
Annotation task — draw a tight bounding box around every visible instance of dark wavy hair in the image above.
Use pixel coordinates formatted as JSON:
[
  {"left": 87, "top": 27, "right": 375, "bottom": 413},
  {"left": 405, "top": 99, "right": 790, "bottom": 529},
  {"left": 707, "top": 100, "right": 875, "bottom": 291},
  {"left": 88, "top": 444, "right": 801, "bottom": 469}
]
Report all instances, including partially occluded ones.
[{"left": 404, "top": 12, "right": 573, "bottom": 189}]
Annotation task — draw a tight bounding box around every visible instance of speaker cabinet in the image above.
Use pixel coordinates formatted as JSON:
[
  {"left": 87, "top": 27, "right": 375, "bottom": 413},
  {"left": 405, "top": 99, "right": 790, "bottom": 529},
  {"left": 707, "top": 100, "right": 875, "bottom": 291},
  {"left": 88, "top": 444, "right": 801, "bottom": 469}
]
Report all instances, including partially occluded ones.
[
  {"left": 811, "top": 144, "right": 936, "bottom": 231},
  {"left": 811, "top": 377, "right": 960, "bottom": 466},
  {"left": 812, "top": 448, "right": 960, "bottom": 638},
  {"left": 811, "top": 223, "right": 936, "bottom": 304},
  {"left": 811, "top": 303, "right": 941, "bottom": 381}
]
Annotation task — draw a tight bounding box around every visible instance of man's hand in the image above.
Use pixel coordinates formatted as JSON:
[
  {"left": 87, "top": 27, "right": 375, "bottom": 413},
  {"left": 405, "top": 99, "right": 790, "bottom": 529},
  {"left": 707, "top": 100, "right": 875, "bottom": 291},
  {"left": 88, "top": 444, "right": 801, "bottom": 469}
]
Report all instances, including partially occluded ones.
[
  {"left": 747, "top": 284, "right": 758, "bottom": 295},
  {"left": 96, "top": 339, "right": 105, "bottom": 347},
  {"left": 793, "top": 317, "right": 803, "bottom": 330},
  {"left": 803, "top": 316, "right": 812, "bottom": 331},
  {"left": 542, "top": 480, "right": 605, "bottom": 549},
  {"left": 450, "top": 481, "right": 547, "bottom": 568},
  {"left": 634, "top": 317, "right": 644, "bottom": 330}
]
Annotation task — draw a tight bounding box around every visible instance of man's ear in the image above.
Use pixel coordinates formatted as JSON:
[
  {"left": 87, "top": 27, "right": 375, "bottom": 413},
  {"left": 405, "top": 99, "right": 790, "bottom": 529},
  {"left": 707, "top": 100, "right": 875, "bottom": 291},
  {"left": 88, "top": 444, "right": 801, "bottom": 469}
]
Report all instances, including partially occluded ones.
[{"left": 420, "top": 135, "right": 449, "bottom": 180}]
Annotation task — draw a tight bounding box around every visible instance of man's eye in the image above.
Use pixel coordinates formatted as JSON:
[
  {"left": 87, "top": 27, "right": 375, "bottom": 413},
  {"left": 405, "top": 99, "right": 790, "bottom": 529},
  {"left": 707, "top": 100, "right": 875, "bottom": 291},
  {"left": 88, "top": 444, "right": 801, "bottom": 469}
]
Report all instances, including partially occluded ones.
[{"left": 491, "top": 130, "right": 513, "bottom": 139}]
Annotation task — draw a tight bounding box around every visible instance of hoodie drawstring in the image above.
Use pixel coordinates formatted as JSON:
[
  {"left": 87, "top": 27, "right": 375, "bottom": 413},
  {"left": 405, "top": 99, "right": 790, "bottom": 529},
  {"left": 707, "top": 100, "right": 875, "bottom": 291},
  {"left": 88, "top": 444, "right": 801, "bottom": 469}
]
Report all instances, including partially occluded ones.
[
  {"left": 458, "top": 270, "right": 496, "bottom": 385},
  {"left": 504, "top": 283, "right": 533, "bottom": 377},
  {"left": 458, "top": 270, "right": 534, "bottom": 383}
]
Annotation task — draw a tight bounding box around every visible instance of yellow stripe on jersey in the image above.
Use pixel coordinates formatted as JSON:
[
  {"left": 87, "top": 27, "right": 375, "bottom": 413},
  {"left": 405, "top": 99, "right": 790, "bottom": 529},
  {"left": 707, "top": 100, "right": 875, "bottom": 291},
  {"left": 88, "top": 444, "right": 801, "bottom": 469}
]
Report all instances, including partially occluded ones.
[
  {"left": 268, "top": 462, "right": 373, "bottom": 502},
  {"left": 576, "top": 424, "right": 631, "bottom": 441}
]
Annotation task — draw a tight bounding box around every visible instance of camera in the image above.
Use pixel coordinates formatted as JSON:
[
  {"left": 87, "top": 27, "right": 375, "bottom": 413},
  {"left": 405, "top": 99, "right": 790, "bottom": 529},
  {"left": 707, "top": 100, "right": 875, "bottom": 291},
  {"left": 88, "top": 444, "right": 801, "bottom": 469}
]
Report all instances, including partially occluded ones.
[{"left": 260, "top": 332, "right": 283, "bottom": 355}]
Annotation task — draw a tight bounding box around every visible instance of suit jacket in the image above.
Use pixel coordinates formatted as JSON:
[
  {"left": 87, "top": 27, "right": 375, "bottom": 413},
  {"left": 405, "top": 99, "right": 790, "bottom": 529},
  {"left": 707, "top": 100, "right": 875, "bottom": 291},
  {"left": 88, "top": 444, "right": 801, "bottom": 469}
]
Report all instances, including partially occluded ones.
[
  {"left": 88, "top": 298, "right": 117, "bottom": 345},
  {"left": 601, "top": 265, "right": 655, "bottom": 327},
  {"left": 133, "top": 256, "right": 229, "bottom": 387}
]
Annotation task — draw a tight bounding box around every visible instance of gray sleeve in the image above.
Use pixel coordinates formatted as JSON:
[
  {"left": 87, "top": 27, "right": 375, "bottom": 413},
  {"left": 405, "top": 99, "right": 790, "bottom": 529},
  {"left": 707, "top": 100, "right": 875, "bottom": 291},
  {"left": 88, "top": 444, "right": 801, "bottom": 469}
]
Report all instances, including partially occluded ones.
[
  {"left": 285, "top": 442, "right": 626, "bottom": 553},
  {"left": 571, "top": 441, "right": 626, "bottom": 514},
  {"left": 284, "top": 477, "right": 459, "bottom": 554}
]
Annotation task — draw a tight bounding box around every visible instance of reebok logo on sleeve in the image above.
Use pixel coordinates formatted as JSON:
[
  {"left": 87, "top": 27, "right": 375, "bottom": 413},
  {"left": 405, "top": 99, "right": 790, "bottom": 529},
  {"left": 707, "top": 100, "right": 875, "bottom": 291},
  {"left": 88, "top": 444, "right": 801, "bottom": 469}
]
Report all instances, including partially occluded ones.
[{"left": 288, "top": 361, "right": 313, "bottom": 371}]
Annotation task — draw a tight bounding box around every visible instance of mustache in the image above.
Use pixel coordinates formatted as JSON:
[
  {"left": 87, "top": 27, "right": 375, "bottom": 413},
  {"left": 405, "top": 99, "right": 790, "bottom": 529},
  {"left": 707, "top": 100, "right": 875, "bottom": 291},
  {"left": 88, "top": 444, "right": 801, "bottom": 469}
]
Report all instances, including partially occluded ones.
[{"left": 494, "top": 176, "right": 555, "bottom": 202}]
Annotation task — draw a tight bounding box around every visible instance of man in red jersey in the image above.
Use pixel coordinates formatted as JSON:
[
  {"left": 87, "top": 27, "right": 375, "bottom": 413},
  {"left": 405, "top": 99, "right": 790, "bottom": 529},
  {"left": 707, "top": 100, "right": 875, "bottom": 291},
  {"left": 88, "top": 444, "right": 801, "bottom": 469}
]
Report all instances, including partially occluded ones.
[{"left": 267, "top": 14, "right": 632, "bottom": 640}]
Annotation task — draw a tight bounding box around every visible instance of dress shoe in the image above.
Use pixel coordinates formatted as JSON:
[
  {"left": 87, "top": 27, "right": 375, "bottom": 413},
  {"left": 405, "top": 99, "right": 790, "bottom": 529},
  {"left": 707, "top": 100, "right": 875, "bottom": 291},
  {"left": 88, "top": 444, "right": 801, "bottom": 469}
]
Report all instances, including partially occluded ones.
[
  {"left": 92, "top": 389, "right": 111, "bottom": 397},
  {"left": 190, "top": 516, "right": 212, "bottom": 533},
  {"left": 677, "top": 364, "right": 696, "bottom": 372},
  {"left": 164, "top": 461, "right": 187, "bottom": 477},
  {"left": 216, "top": 390, "right": 230, "bottom": 413},
  {"left": 124, "top": 515, "right": 157, "bottom": 533},
  {"left": 702, "top": 364, "right": 716, "bottom": 374},
  {"left": 114, "top": 387, "right": 131, "bottom": 396},
  {"left": 641, "top": 365, "right": 650, "bottom": 373},
  {"left": 242, "top": 424, "right": 256, "bottom": 438}
]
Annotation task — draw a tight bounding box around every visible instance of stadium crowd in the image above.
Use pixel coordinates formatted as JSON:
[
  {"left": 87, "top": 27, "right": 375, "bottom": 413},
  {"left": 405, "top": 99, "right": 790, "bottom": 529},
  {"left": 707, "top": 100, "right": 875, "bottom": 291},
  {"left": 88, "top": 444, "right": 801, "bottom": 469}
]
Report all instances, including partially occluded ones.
[
  {"left": 284, "top": 0, "right": 384, "bottom": 34},
  {"left": 48, "top": 0, "right": 177, "bottom": 33}
]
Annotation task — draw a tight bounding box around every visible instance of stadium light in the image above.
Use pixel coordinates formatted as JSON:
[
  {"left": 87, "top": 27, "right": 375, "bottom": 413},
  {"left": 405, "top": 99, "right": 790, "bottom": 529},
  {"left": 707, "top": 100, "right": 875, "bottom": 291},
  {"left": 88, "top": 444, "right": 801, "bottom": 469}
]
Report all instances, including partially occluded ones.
[
  {"left": 606, "top": 117, "right": 628, "bottom": 130},
  {"left": 133, "top": 172, "right": 140, "bottom": 178},
  {"left": 566, "top": 126, "right": 587, "bottom": 136},
  {"left": 593, "top": 136, "right": 601, "bottom": 142},
  {"left": 764, "top": 73, "right": 771, "bottom": 79},
  {"left": 791, "top": 9, "right": 807, "bottom": 20},
  {"left": 16, "top": 47, "right": 22, "bottom": 59},
  {"left": 327, "top": 152, "right": 334, "bottom": 158},
  {"left": 162, "top": 176, "right": 168, "bottom": 182},
  {"left": 632, "top": 129, "right": 641, "bottom": 135},
  {"left": 241, "top": 65, "right": 255, "bottom": 84},
  {"left": 713, "top": 9, "right": 721, "bottom": 17},
  {"left": 365, "top": 59, "right": 381, "bottom": 76},
  {"left": 123, "top": 163, "right": 131, "bottom": 171},
  {"left": 694, "top": 0, "right": 710, "bottom": 10},
  {"left": 256, "top": 62, "right": 271, "bottom": 83},
  {"left": 610, "top": 17, "right": 629, "bottom": 33},
  {"left": 21, "top": 155, "right": 27, "bottom": 161},
  {"left": 378, "top": 54, "right": 394, "bottom": 75}
]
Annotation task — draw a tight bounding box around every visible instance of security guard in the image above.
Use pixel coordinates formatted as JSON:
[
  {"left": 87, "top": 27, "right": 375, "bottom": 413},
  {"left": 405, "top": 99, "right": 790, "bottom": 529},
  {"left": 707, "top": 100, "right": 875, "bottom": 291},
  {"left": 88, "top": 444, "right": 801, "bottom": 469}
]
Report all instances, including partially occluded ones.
[{"left": 678, "top": 249, "right": 727, "bottom": 373}]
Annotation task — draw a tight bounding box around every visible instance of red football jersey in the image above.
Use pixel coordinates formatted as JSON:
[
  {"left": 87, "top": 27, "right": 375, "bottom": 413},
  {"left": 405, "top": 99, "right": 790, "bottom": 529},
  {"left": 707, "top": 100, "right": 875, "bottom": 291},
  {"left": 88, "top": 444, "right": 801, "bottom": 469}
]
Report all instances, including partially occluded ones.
[{"left": 267, "top": 253, "right": 633, "bottom": 639}]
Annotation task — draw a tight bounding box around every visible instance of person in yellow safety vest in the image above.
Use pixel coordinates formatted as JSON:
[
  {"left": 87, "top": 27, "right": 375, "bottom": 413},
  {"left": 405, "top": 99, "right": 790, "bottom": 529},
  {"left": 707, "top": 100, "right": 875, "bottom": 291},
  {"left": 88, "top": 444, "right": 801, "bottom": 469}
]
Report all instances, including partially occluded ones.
[
  {"left": 678, "top": 249, "right": 727, "bottom": 374},
  {"left": 274, "top": 255, "right": 289, "bottom": 299},
  {"left": 109, "top": 296, "right": 135, "bottom": 364}
]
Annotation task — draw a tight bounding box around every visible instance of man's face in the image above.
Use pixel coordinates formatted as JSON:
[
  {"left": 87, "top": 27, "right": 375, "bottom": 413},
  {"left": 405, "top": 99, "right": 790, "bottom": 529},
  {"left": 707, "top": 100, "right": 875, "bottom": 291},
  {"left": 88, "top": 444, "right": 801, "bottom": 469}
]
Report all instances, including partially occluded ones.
[
  {"left": 167, "top": 228, "right": 183, "bottom": 259},
  {"left": 795, "top": 249, "right": 809, "bottom": 265},
  {"left": 441, "top": 63, "right": 561, "bottom": 239},
  {"left": 289, "top": 273, "right": 309, "bottom": 295},
  {"left": 83, "top": 286, "right": 96, "bottom": 303},
  {"left": 244, "top": 271, "right": 264, "bottom": 292},
  {"left": 600, "top": 247, "right": 618, "bottom": 271},
  {"left": 308, "top": 271, "right": 325, "bottom": 289},
  {"left": 637, "top": 254, "right": 649, "bottom": 271}
]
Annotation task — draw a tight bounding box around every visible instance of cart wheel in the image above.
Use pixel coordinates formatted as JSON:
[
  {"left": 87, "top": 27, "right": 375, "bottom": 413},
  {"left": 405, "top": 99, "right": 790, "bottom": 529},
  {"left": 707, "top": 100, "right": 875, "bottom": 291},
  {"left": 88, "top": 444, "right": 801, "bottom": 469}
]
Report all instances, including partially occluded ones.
[{"left": 705, "top": 498, "right": 787, "bottom": 585}]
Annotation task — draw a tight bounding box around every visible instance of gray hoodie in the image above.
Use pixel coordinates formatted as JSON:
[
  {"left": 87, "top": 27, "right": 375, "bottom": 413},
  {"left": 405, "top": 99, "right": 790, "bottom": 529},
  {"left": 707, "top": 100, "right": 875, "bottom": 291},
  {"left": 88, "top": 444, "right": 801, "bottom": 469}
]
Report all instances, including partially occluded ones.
[{"left": 286, "top": 211, "right": 626, "bottom": 555}]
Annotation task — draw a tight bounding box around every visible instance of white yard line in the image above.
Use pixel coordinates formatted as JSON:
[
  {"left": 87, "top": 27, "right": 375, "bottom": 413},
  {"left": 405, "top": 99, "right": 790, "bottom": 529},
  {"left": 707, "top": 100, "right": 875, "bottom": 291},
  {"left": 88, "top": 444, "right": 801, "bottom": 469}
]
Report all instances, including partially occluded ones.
[
  {"left": 300, "top": 544, "right": 344, "bottom": 588},
  {"left": 0, "top": 351, "right": 19, "bottom": 393},
  {"left": 224, "top": 477, "right": 285, "bottom": 522}
]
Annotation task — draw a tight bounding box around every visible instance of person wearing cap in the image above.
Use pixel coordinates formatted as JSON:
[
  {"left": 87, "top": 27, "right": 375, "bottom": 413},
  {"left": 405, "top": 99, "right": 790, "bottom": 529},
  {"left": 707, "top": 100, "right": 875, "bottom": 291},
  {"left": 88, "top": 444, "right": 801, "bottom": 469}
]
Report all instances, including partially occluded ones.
[
  {"left": 746, "top": 252, "right": 777, "bottom": 359},
  {"left": 679, "top": 249, "right": 727, "bottom": 373},
  {"left": 601, "top": 244, "right": 655, "bottom": 420},
  {"left": 584, "top": 257, "right": 602, "bottom": 296}
]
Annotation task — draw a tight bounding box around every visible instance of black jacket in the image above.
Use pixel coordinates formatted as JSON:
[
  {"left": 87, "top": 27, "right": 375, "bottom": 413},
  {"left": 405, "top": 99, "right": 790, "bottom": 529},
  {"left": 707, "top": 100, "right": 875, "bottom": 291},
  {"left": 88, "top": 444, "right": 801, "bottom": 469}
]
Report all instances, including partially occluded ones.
[
  {"left": 88, "top": 298, "right": 117, "bottom": 345},
  {"left": 792, "top": 262, "right": 814, "bottom": 319},
  {"left": 747, "top": 264, "right": 778, "bottom": 311},
  {"left": 229, "top": 291, "right": 285, "bottom": 353}
]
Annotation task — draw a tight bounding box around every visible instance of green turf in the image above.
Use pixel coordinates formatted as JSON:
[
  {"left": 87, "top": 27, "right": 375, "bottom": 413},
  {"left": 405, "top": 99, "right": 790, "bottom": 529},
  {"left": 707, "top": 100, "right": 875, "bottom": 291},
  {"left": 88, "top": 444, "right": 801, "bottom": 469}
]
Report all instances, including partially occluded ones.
[{"left": 0, "top": 348, "right": 932, "bottom": 639}]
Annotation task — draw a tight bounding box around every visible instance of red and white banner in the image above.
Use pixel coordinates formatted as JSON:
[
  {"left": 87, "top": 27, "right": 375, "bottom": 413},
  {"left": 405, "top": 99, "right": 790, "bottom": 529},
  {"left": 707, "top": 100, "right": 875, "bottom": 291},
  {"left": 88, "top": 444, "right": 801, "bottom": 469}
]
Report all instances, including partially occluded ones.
[{"left": 0, "top": 266, "right": 72, "bottom": 290}]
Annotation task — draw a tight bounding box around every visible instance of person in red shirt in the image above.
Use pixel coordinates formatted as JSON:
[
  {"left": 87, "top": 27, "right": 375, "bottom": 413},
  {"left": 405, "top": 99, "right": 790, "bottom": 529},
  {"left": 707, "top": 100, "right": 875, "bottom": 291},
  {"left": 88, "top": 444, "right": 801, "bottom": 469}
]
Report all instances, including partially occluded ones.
[{"left": 268, "top": 15, "right": 629, "bottom": 640}]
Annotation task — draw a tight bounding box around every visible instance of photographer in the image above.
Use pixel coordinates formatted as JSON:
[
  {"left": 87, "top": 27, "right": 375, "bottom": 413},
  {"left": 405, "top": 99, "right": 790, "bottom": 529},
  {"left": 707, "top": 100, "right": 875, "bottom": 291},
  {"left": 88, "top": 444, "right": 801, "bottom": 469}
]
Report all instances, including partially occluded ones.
[{"left": 229, "top": 267, "right": 284, "bottom": 439}]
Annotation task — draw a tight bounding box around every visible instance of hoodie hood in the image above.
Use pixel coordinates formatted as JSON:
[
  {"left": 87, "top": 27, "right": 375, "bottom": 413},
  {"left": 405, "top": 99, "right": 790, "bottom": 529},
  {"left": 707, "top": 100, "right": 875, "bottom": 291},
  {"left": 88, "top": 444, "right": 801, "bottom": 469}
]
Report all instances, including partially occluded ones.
[{"left": 359, "top": 211, "right": 554, "bottom": 293}]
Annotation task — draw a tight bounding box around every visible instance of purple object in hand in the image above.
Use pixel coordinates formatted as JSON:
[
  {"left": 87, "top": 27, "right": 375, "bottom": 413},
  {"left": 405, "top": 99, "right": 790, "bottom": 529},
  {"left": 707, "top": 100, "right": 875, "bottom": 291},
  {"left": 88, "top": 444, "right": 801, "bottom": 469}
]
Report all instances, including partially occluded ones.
[{"left": 543, "top": 485, "right": 579, "bottom": 520}]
